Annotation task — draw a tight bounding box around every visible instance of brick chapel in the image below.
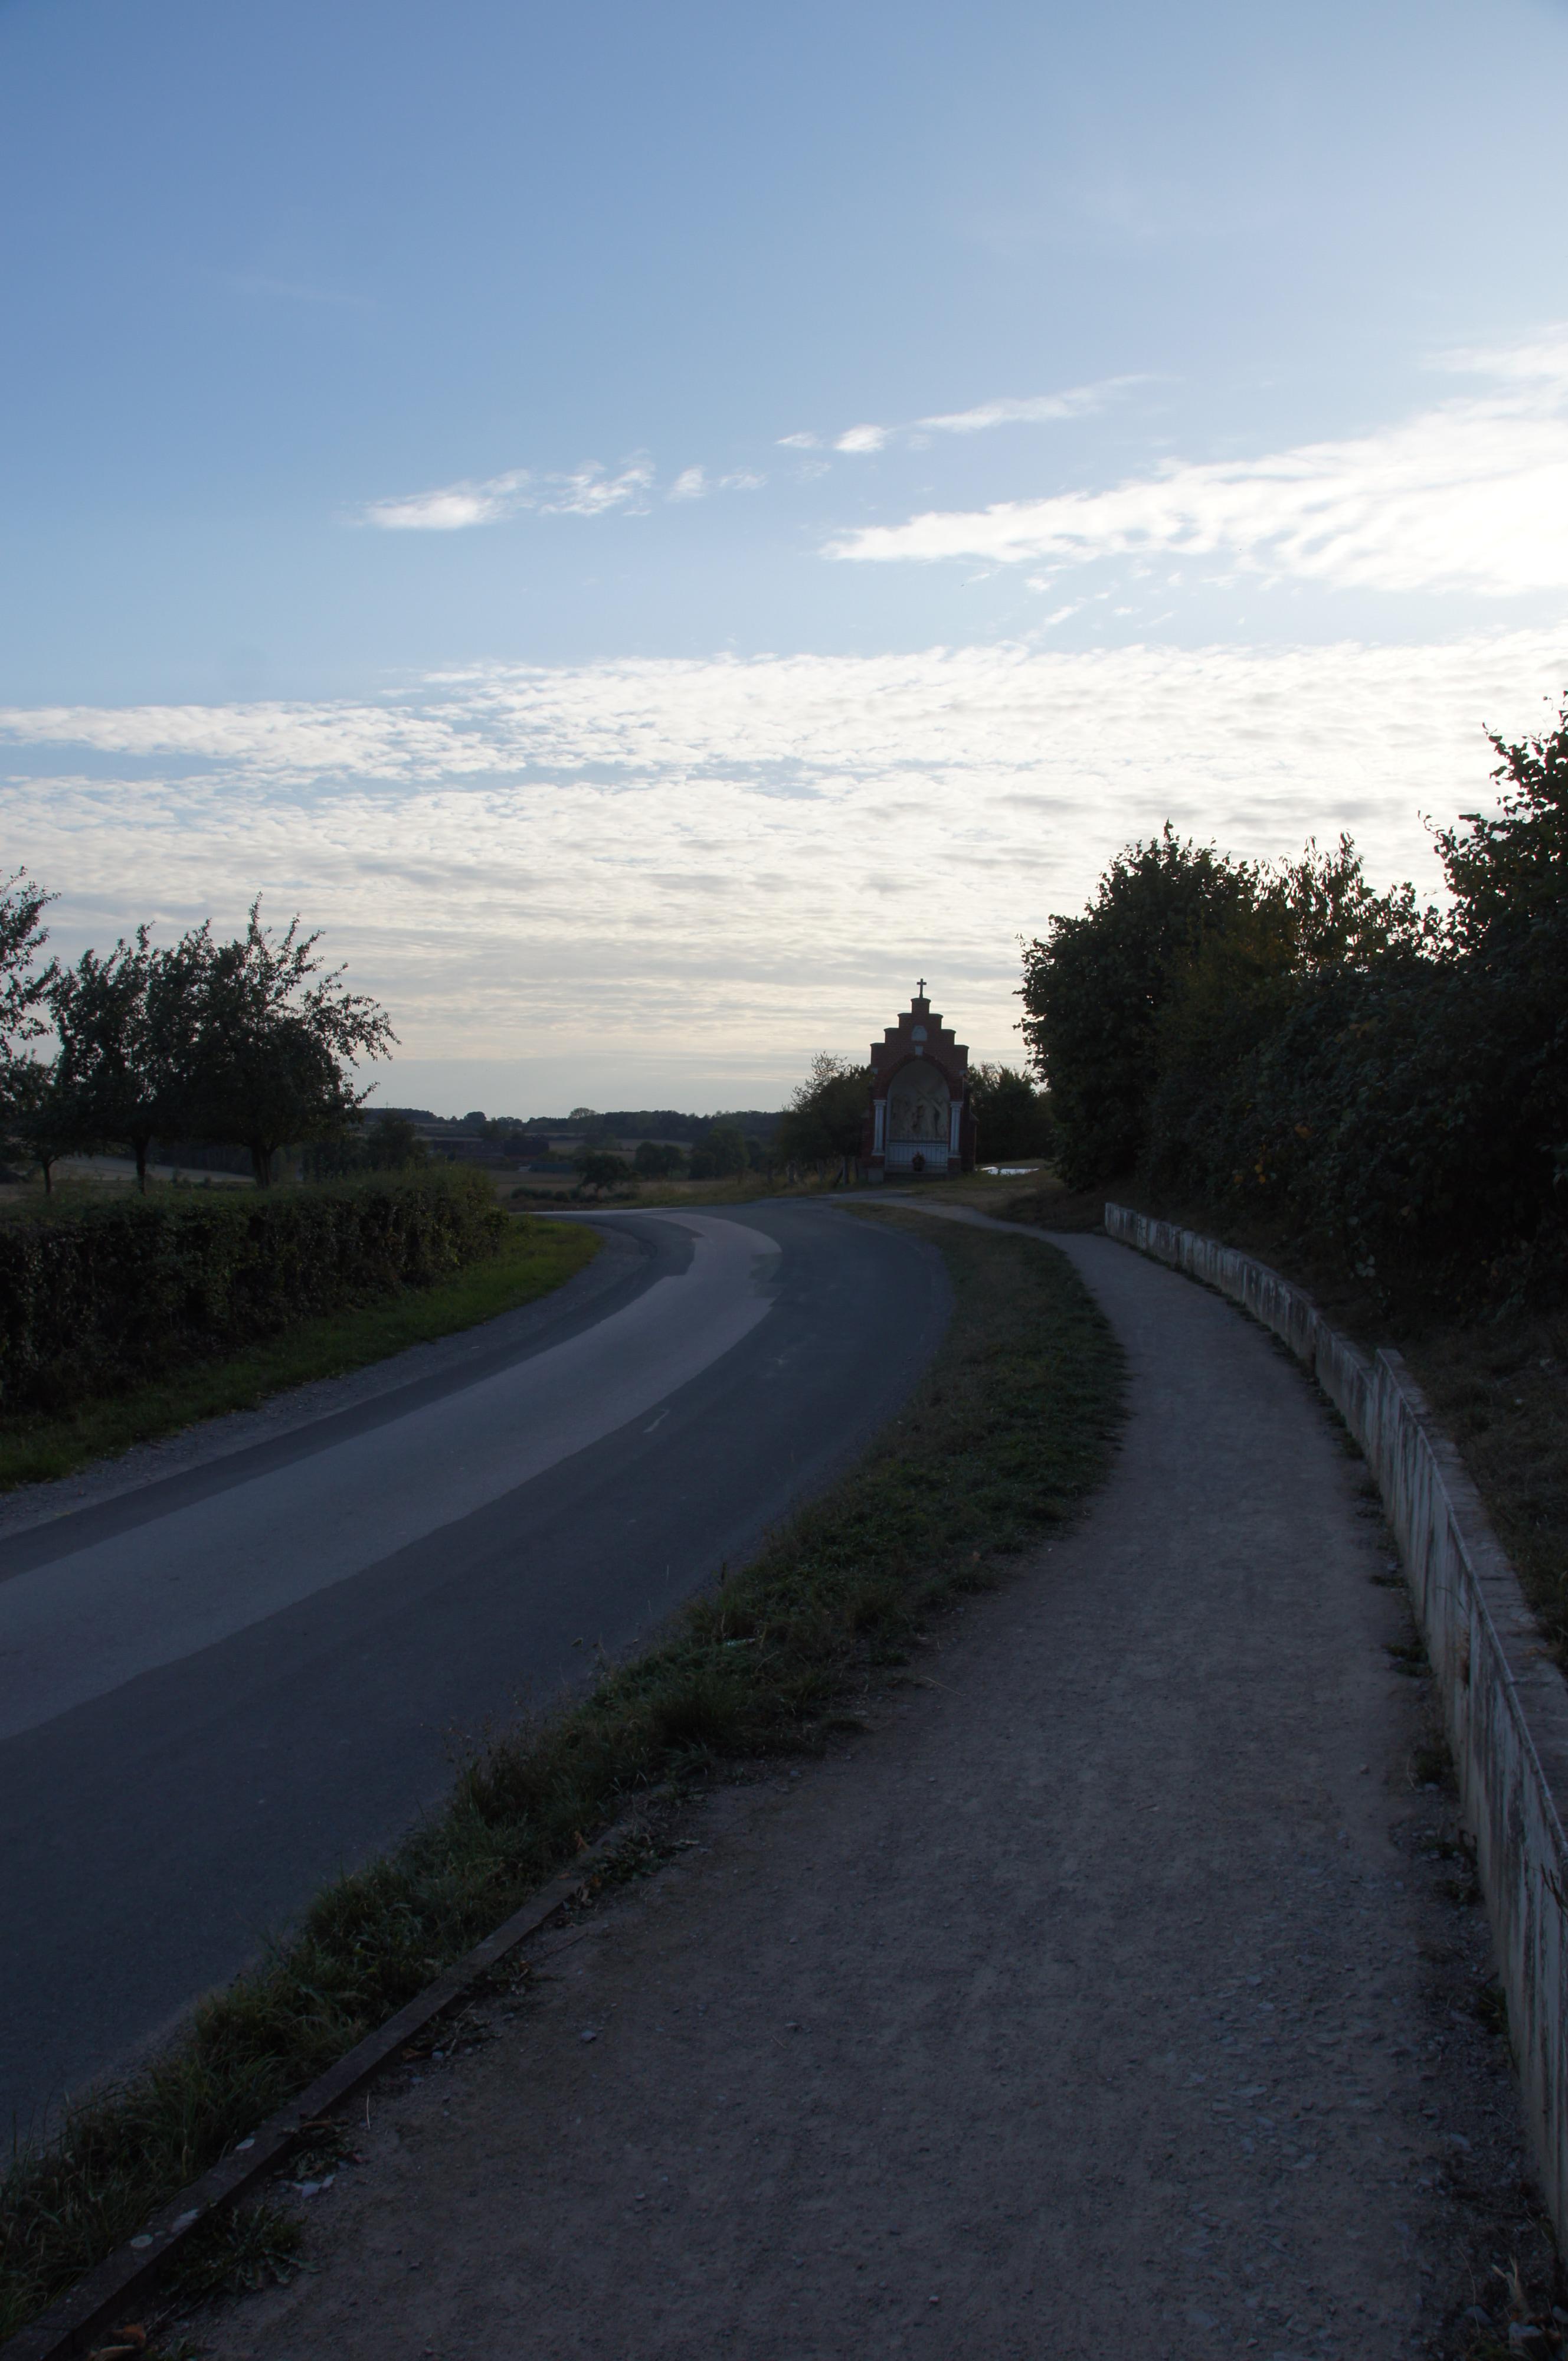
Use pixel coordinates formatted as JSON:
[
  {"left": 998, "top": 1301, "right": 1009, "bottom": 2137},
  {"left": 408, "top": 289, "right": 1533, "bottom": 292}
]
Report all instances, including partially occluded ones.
[{"left": 862, "top": 983, "right": 976, "bottom": 1179}]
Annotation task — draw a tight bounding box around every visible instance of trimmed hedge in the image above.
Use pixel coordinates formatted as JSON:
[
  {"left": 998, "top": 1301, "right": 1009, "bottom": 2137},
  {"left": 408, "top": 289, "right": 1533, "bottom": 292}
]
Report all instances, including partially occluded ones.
[{"left": 0, "top": 1170, "right": 506, "bottom": 1415}]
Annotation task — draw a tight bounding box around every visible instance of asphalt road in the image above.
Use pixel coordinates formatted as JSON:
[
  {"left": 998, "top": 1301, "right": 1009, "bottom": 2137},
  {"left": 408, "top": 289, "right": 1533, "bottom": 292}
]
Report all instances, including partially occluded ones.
[{"left": 0, "top": 1201, "right": 949, "bottom": 2139}]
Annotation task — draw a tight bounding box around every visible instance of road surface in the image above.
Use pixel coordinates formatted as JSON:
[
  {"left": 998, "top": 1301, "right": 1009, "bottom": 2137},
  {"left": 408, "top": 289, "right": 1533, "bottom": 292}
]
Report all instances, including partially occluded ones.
[{"left": 0, "top": 1202, "right": 948, "bottom": 2138}]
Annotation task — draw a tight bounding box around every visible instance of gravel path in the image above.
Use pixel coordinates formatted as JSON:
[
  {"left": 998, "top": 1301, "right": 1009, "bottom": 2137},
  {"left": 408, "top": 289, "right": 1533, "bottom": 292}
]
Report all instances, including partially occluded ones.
[{"left": 202, "top": 1224, "right": 1535, "bottom": 2360}]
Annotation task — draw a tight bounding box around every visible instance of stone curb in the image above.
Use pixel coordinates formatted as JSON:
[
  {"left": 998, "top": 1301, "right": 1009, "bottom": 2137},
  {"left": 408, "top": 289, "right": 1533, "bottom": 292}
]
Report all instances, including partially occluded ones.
[
  {"left": 1105, "top": 1201, "right": 1568, "bottom": 2242},
  {"left": 0, "top": 1834, "right": 631, "bottom": 2361}
]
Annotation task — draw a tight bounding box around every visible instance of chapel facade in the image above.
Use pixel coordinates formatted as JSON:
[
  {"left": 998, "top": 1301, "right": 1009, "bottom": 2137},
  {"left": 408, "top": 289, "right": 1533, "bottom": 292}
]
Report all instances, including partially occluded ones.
[{"left": 862, "top": 983, "right": 976, "bottom": 1180}]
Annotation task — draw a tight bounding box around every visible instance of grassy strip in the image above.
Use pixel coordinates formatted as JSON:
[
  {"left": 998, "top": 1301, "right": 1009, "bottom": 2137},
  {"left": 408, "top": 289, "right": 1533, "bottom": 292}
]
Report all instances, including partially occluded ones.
[
  {"left": 0, "top": 1214, "right": 1121, "bottom": 2340},
  {"left": 0, "top": 1216, "right": 600, "bottom": 1492}
]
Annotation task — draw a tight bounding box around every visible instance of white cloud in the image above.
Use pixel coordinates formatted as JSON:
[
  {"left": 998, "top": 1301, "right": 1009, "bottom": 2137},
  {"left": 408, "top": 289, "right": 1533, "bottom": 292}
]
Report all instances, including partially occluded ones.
[
  {"left": 834, "top": 424, "right": 888, "bottom": 454},
  {"left": 361, "top": 457, "right": 653, "bottom": 530},
  {"left": 777, "top": 431, "right": 820, "bottom": 449},
  {"left": 539, "top": 459, "right": 653, "bottom": 516},
  {"left": 5, "top": 632, "right": 1563, "bottom": 1096},
  {"left": 916, "top": 378, "right": 1145, "bottom": 434},
  {"left": 667, "top": 466, "right": 765, "bottom": 502},
  {"left": 362, "top": 469, "right": 532, "bottom": 531},
  {"left": 829, "top": 339, "right": 1568, "bottom": 597}
]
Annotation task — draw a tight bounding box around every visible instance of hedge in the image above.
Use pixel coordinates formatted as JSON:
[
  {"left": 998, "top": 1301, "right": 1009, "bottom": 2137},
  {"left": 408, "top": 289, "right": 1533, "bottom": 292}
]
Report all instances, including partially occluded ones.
[{"left": 0, "top": 1170, "right": 506, "bottom": 1416}]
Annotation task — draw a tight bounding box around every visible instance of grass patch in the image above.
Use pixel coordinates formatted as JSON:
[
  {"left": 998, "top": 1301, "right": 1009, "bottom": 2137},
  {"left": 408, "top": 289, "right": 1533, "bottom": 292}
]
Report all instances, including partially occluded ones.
[
  {"left": 0, "top": 1214, "right": 1121, "bottom": 2341},
  {"left": 0, "top": 1215, "right": 599, "bottom": 1492}
]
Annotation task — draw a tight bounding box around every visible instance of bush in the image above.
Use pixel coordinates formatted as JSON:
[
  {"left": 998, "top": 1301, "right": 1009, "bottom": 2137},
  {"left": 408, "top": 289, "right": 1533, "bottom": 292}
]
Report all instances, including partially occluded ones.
[{"left": 0, "top": 1169, "right": 504, "bottom": 1416}]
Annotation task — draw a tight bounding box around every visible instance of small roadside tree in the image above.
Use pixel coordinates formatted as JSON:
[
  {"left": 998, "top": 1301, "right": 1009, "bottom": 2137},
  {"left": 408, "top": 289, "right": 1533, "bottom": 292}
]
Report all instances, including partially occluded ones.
[
  {"left": 775, "top": 1055, "right": 870, "bottom": 1180},
  {"left": 50, "top": 927, "right": 209, "bottom": 1191},
  {"left": 183, "top": 902, "right": 395, "bottom": 1185}
]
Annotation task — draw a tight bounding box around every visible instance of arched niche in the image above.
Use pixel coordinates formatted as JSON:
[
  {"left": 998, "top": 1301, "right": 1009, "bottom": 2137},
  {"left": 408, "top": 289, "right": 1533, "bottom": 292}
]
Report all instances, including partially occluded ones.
[{"left": 885, "top": 1058, "right": 951, "bottom": 1165}]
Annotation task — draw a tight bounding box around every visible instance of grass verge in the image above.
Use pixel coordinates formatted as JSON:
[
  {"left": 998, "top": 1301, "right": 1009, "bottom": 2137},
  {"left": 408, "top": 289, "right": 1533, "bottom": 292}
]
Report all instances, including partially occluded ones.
[
  {"left": 0, "top": 1212, "right": 1121, "bottom": 2342},
  {"left": 0, "top": 1215, "right": 600, "bottom": 1493}
]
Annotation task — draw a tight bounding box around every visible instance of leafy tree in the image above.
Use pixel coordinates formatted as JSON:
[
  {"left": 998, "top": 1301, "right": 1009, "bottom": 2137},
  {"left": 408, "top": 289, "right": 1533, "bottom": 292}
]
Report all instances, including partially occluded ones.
[
  {"left": 633, "top": 1139, "right": 686, "bottom": 1179},
  {"left": 2, "top": 1058, "right": 78, "bottom": 1193},
  {"left": 688, "top": 1120, "right": 750, "bottom": 1180},
  {"left": 183, "top": 902, "right": 395, "bottom": 1185},
  {"left": 968, "top": 1063, "right": 1054, "bottom": 1163},
  {"left": 1019, "top": 828, "right": 1253, "bottom": 1188},
  {"left": 50, "top": 927, "right": 211, "bottom": 1192},
  {"left": 575, "top": 1147, "right": 630, "bottom": 1195},
  {"left": 1435, "top": 696, "right": 1568, "bottom": 953},
  {"left": 775, "top": 1055, "right": 870, "bottom": 1177},
  {"left": 0, "top": 869, "right": 55, "bottom": 1067}
]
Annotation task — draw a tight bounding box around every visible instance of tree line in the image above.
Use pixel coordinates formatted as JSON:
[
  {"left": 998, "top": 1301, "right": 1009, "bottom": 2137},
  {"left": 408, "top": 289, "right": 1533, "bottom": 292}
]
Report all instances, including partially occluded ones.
[
  {"left": 1019, "top": 697, "right": 1568, "bottom": 1291},
  {"left": 0, "top": 881, "right": 392, "bottom": 1191}
]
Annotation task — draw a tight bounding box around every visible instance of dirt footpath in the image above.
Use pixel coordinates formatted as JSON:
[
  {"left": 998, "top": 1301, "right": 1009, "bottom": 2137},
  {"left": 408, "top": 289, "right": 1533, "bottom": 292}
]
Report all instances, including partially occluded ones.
[{"left": 203, "top": 1228, "right": 1539, "bottom": 2360}]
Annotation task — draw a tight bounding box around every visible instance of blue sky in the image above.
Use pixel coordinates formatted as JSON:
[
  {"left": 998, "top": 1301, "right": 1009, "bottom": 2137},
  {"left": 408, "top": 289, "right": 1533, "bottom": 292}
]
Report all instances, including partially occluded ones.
[{"left": 4, "top": 0, "right": 1568, "bottom": 1109}]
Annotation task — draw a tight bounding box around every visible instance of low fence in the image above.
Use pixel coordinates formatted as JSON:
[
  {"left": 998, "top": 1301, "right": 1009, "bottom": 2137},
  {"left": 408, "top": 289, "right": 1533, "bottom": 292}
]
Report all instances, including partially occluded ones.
[{"left": 1105, "top": 1203, "right": 1568, "bottom": 2240}]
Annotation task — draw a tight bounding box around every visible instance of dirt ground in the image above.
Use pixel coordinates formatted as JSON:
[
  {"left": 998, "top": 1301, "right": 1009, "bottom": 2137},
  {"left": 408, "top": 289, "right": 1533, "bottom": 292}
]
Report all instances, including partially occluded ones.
[{"left": 192, "top": 1229, "right": 1547, "bottom": 2361}]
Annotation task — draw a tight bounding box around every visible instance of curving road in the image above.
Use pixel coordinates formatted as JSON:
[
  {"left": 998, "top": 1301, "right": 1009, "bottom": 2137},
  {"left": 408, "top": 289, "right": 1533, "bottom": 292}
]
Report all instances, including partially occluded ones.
[{"left": 0, "top": 1202, "right": 949, "bottom": 2138}]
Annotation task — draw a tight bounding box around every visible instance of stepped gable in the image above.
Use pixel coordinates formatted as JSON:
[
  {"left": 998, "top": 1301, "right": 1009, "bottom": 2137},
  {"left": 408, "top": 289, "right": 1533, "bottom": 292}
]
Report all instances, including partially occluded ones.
[{"left": 869, "top": 990, "right": 968, "bottom": 1093}]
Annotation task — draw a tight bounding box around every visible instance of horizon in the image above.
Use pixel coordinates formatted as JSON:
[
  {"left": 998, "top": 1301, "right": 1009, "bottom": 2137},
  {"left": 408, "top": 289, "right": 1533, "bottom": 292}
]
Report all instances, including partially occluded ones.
[{"left": 4, "top": 0, "right": 1567, "bottom": 1107}]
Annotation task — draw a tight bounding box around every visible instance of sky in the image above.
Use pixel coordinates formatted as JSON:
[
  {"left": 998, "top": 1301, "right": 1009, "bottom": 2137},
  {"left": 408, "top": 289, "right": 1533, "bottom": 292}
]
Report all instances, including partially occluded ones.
[{"left": 4, "top": 0, "right": 1567, "bottom": 1113}]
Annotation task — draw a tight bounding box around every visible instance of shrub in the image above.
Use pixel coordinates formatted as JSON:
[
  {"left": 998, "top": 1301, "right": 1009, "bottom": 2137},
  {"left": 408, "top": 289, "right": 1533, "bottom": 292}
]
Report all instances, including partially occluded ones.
[{"left": 0, "top": 1169, "right": 504, "bottom": 1416}]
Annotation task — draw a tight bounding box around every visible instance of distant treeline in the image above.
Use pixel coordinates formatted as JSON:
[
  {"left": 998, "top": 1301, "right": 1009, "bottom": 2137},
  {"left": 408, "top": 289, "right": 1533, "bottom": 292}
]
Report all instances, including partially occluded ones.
[
  {"left": 382, "top": 1106, "right": 785, "bottom": 1143},
  {"left": 1020, "top": 697, "right": 1568, "bottom": 1298}
]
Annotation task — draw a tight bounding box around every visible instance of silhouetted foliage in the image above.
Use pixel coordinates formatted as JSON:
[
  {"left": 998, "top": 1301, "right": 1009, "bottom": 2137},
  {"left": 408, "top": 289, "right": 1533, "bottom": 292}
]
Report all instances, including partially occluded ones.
[
  {"left": 775, "top": 1054, "right": 871, "bottom": 1173},
  {"left": 1023, "top": 698, "right": 1568, "bottom": 1296},
  {"left": 969, "top": 1063, "right": 1055, "bottom": 1163}
]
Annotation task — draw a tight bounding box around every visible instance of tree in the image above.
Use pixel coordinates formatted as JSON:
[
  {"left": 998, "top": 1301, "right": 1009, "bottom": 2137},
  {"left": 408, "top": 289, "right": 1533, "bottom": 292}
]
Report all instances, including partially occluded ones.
[
  {"left": 1019, "top": 828, "right": 1253, "bottom": 1188},
  {"left": 775, "top": 1055, "right": 870, "bottom": 1179},
  {"left": 633, "top": 1139, "right": 686, "bottom": 1179},
  {"left": 0, "top": 870, "right": 55, "bottom": 1066},
  {"left": 968, "top": 1064, "right": 1054, "bottom": 1163},
  {"left": 0, "top": 869, "right": 58, "bottom": 1183},
  {"left": 575, "top": 1147, "right": 630, "bottom": 1195},
  {"left": 1435, "top": 695, "right": 1568, "bottom": 954},
  {"left": 3, "top": 1058, "right": 76, "bottom": 1193},
  {"left": 688, "top": 1119, "right": 751, "bottom": 1180},
  {"left": 50, "top": 927, "right": 210, "bottom": 1192},
  {"left": 183, "top": 902, "right": 395, "bottom": 1185}
]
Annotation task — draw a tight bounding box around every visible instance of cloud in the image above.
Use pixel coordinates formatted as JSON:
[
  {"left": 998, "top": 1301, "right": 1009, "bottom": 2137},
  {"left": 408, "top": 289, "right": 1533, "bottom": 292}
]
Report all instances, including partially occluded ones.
[
  {"left": 834, "top": 424, "right": 888, "bottom": 454},
  {"left": 667, "top": 466, "right": 766, "bottom": 502},
  {"left": 5, "top": 632, "right": 1563, "bottom": 1095},
  {"left": 540, "top": 459, "right": 654, "bottom": 516},
  {"left": 827, "top": 339, "right": 1568, "bottom": 597},
  {"left": 916, "top": 378, "right": 1145, "bottom": 434},
  {"left": 777, "top": 431, "right": 820, "bottom": 450},
  {"left": 363, "top": 469, "right": 533, "bottom": 531},
  {"left": 361, "top": 457, "right": 653, "bottom": 531}
]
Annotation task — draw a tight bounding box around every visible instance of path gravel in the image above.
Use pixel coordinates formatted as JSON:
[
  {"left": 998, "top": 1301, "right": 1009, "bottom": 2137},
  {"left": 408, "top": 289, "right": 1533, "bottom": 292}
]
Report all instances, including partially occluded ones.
[{"left": 199, "top": 1222, "right": 1536, "bottom": 2360}]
